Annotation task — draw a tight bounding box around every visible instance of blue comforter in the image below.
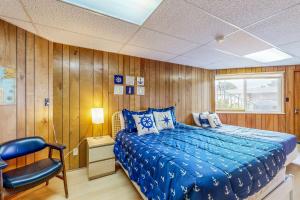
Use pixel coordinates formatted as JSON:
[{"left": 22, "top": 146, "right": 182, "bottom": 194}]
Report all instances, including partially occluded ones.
[
  {"left": 114, "top": 123, "right": 294, "bottom": 200},
  {"left": 207, "top": 125, "right": 296, "bottom": 156}
]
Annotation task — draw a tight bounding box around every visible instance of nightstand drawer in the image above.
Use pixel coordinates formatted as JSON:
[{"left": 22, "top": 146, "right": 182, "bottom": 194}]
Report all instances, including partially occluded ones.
[
  {"left": 88, "top": 158, "right": 115, "bottom": 179},
  {"left": 89, "top": 145, "right": 114, "bottom": 162}
]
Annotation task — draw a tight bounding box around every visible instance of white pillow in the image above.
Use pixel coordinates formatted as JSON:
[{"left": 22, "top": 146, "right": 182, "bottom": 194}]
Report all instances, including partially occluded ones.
[
  {"left": 119, "top": 112, "right": 125, "bottom": 130},
  {"left": 207, "top": 113, "right": 222, "bottom": 128},
  {"left": 153, "top": 111, "right": 175, "bottom": 131},
  {"left": 192, "top": 113, "right": 201, "bottom": 127},
  {"left": 132, "top": 114, "right": 159, "bottom": 135}
]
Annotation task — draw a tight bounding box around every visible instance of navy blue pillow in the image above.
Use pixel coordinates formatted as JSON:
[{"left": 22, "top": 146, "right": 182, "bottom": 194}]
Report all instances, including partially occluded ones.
[
  {"left": 149, "top": 106, "right": 177, "bottom": 125},
  {"left": 122, "top": 109, "right": 151, "bottom": 133},
  {"left": 199, "top": 112, "right": 210, "bottom": 128}
]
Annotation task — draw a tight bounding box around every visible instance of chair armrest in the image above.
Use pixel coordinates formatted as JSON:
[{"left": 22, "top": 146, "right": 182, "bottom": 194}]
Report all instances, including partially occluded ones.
[
  {"left": 47, "top": 143, "right": 66, "bottom": 151},
  {"left": 0, "top": 158, "right": 7, "bottom": 170}
]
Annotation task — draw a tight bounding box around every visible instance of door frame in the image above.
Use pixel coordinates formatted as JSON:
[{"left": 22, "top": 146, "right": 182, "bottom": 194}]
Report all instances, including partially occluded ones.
[{"left": 294, "top": 70, "right": 300, "bottom": 141}]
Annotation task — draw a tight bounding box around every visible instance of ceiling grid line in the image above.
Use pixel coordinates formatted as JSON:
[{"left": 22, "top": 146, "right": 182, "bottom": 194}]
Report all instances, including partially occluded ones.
[
  {"left": 117, "top": 0, "right": 166, "bottom": 54},
  {"left": 18, "top": 0, "right": 39, "bottom": 34},
  {"left": 2, "top": 0, "right": 300, "bottom": 69},
  {"left": 184, "top": 0, "right": 283, "bottom": 50}
]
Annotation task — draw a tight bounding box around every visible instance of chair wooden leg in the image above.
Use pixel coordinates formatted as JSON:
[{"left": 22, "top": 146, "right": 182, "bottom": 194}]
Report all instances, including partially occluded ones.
[
  {"left": 62, "top": 168, "right": 68, "bottom": 198},
  {"left": 0, "top": 170, "right": 3, "bottom": 200},
  {"left": 60, "top": 151, "right": 68, "bottom": 198}
]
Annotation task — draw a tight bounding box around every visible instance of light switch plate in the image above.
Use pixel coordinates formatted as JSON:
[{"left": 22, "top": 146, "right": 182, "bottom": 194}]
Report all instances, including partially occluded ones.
[{"left": 73, "top": 147, "right": 78, "bottom": 156}]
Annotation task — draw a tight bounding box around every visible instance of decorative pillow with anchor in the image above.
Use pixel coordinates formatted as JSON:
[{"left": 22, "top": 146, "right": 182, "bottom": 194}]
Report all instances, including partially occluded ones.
[
  {"left": 153, "top": 110, "right": 175, "bottom": 131},
  {"left": 207, "top": 113, "right": 222, "bottom": 128},
  {"left": 132, "top": 113, "right": 159, "bottom": 135}
]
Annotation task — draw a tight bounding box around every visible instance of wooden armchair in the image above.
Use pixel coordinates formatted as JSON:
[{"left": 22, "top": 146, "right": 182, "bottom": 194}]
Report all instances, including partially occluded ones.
[{"left": 0, "top": 137, "right": 68, "bottom": 199}]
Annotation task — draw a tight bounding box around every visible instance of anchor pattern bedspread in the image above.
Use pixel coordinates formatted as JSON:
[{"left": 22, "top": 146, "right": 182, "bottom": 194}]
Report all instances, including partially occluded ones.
[
  {"left": 114, "top": 123, "right": 289, "bottom": 200},
  {"left": 207, "top": 125, "right": 296, "bottom": 156}
]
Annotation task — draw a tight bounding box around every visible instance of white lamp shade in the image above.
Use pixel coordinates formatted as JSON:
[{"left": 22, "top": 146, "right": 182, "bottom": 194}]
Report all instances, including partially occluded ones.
[{"left": 91, "top": 108, "right": 104, "bottom": 124}]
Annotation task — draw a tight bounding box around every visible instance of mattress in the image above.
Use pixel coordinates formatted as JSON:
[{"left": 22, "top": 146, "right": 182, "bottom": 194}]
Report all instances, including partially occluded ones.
[
  {"left": 208, "top": 125, "right": 297, "bottom": 155},
  {"left": 285, "top": 146, "right": 298, "bottom": 166},
  {"left": 114, "top": 123, "right": 292, "bottom": 200}
]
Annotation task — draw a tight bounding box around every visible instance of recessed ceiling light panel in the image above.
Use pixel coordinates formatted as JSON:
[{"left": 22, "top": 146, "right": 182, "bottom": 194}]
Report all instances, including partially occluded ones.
[
  {"left": 62, "top": 0, "right": 162, "bottom": 25},
  {"left": 244, "top": 48, "right": 292, "bottom": 63}
]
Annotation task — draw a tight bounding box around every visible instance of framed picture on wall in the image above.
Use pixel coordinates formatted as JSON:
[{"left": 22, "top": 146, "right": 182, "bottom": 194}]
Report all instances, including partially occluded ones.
[
  {"left": 126, "top": 76, "right": 134, "bottom": 86},
  {"left": 137, "top": 77, "right": 144, "bottom": 86},
  {"left": 137, "top": 86, "right": 145, "bottom": 95},
  {"left": 0, "top": 66, "right": 16, "bottom": 105},
  {"left": 114, "top": 75, "right": 123, "bottom": 84},
  {"left": 126, "top": 86, "right": 134, "bottom": 95},
  {"left": 114, "top": 85, "right": 123, "bottom": 95},
  {"left": 136, "top": 86, "right": 145, "bottom": 96}
]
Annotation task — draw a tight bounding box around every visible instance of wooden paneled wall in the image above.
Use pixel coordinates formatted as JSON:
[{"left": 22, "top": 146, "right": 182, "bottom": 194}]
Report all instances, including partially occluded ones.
[
  {"left": 52, "top": 46, "right": 214, "bottom": 169},
  {"left": 215, "top": 66, "right": 300, "bottom": 139},
  {"left": 0, "top": 19, "right": 214, "bottom": 170},
  {"left": 0, "top": 20, "right": 53, "bottom": 170}
]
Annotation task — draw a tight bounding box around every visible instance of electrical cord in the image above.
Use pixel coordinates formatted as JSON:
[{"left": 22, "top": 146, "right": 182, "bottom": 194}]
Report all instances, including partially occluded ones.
[
  {"left": 64, "top": 138, "right": 86, "bottom": 159},
  {"left": 51, "top": 120, "right": 58, "bottom": 144},
  {"left": 51, "top": 120, "right": 86, "bottom": 159}
]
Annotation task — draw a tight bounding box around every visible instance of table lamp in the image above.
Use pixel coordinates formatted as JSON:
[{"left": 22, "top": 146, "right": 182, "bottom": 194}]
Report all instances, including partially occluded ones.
[{"left": 91, "top": 108, "right": 104, "bottom": 124}]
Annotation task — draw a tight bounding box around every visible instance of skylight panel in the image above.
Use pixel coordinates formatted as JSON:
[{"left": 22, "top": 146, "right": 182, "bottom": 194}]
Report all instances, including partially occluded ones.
[
  {"left": 63, "top": 0, "right": 162, "bottom": 25},
  {"left": 244, "top": 48, "right": 292, "bottom": 63}
]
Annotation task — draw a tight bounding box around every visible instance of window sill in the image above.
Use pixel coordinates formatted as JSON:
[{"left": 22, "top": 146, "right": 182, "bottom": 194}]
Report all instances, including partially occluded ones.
[{"left": 216, "top": 111, "right": 286, "bottom": 115}]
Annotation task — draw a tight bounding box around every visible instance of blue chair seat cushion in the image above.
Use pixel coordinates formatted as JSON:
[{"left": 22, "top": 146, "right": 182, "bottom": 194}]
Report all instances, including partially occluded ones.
[{"left": 3, "top": 158, "right": 62, "bottom": 189}]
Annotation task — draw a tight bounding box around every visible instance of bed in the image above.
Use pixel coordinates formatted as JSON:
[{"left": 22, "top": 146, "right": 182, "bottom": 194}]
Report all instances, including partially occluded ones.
[
  {"left": 112, "top": 112, "right": 296, "bottom": 200},
  {"left": 205, "top": 125, "right": 298, "bottom": 167}
]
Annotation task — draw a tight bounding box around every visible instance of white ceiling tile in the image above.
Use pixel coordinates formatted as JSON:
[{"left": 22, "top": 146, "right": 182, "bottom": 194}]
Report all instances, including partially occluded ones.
[
  {"left": 0, "top": 0, "right": 30, "bottom": 21},
  {"left": 0, "top": 17, "right": 36, "bottom": 34},
  {"left": 170, "top": 49, "right": 260, "bottom": 69},
  {"left": 186, "top": 0, "right": 300, "bottom": 27},
  {"left": 279, "top": 41, "right": 300, "bottom": 57},
  {"left": 128, "top": 28, "right": 198, "bottom": 54},
  {"left": 210, "top": 31, "right": 272, "bottom": 56},
  {"left": 181, "top": 46, "right": 234, "bottom": 65},
  {"left": 169, "top": 56, "right": 207, "bottom": 68},
  {"left": 207, "top": 57, "right": 260, "bottom": 69},
  {"left": 22, "top": 0, "right": 139, "bottom": 42},
  {"left": 246, "top": 5, "right": 300, "bottom": 46},
  {"left": 36, "top": 24, "right": 122, "bottom": 53},
  {"left": 144, "top": 0, "right": 237, "bottom": 44},
  {"left": 120, "top": 45, "right": 175, "bottom": 61},
  {"left": 259, "top": 57, "right": 300, "bottom": 66}
]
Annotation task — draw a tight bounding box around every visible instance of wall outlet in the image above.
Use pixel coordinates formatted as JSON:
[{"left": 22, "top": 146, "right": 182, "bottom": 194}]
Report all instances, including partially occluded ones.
[{"left": 73, "top": 147, "right": 79, "bottom": 156}]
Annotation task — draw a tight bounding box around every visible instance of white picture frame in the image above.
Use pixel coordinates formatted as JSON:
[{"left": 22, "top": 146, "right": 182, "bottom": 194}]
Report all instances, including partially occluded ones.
[
  {"left": 114, "top": 85, "right": 123, "bottom": 95},
  {"left": 137, "top": 86, "right": 145, "bottom": 96},
  {"left": 126, "top": 75, "right": 135, "bottom": 86},
  {"left": 137, "top": 77, "right": 144, "bottom": 86}
]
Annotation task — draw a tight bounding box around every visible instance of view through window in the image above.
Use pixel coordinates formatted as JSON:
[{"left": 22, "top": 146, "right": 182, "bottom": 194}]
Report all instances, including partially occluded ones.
[{"left": 215, "top": 72, "right": 284, "bottom": 113}]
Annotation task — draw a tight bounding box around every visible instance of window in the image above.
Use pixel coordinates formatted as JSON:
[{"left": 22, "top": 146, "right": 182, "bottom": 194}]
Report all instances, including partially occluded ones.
[{"left": 215, "top": 72, "right": 284, "bottom": 113}]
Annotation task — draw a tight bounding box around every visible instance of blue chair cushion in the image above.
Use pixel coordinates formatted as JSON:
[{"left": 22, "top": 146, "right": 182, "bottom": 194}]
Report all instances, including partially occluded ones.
[{"left": 3, "top": 158, "right": 62, "bottom": 189}]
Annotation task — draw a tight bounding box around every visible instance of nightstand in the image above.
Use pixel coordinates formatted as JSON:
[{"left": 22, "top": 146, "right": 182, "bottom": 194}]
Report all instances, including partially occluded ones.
[{"left": 87, "top": 136, "right": 115, "bottom": 180}]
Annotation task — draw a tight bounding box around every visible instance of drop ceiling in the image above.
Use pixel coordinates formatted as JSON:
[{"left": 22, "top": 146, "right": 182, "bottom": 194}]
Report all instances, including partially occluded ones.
[{"left": 1, "top": 0, "right": 300, "bottom": 69}]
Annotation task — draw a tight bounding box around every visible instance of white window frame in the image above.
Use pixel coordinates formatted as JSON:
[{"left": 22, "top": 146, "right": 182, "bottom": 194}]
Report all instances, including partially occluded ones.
[{"left": 215, "top": 72, "right": 285, "bottom": 114}]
